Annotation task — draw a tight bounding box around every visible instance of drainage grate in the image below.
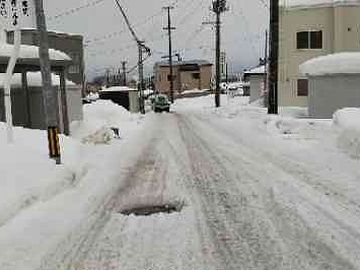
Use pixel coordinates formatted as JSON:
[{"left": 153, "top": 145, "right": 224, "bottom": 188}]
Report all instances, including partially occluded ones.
[{"left": 120, "top": 202, "right": 184, "bottom": 216}]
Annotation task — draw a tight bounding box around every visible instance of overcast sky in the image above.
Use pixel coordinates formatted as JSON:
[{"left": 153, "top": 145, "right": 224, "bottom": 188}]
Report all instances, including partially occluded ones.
[{"left": 44, "top": 0, "right": 269, "bottom": 79}]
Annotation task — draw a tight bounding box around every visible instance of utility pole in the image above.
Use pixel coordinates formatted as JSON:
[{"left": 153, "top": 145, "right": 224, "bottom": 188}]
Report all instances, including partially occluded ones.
[
  {"left": 268, "top": 0, "right": 279, "bottom": 114},
  {"left": 34, "top": 0, "right": 61, "bottom": 165},
  {"left": 163, "top": 6, "right": 175, "bottom": 103},
  {"left": 121, "top": 61, "right": 127, "bottom": 86},
  {"left": 212, "top": 0, "right": 227, "bottom": 108},
  {"left": 138, "top": 41, "right": 145, "bottom": 114},
  {"left": 263, "top": 30, "right": 269, "bottom": 107}
]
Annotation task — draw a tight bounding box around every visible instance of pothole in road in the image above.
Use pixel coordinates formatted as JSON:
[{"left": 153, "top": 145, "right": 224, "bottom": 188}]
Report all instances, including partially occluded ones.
[{"left": 119, "top": 201, "right": 184, "bottom": 216}]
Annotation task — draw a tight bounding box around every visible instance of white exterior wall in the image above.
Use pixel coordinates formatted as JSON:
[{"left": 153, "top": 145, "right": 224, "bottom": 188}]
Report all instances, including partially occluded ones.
[
  {"left": 308, "top": 75, "right": 360, "bottom": 118},
  {"left": 249, "top": 75, "right": 265, "bottom": 103},
  {"left": 279, "top": 5, "right": 360, "bottom": 107},
  {"left": 66, "top": 85, "right": 83, "bottom": 123}
]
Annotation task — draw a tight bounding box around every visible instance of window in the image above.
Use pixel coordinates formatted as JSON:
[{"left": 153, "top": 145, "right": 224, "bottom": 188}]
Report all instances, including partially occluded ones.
[
  {"left": 297, "top": 79, "right": 308, "bottom": 96},
  {"left": 297, "top": 31, "right": 322, "bottom": 49},
  {"left": 167, "top": 75, "right": 176, "bottom": 81},
  {"left": 192, "top": 73, "right": 200, "bottom": 79}
]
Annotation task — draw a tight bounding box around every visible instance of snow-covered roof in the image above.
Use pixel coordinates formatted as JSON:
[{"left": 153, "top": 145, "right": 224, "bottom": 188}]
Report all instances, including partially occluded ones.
[
  {"left": 244, "top": 65, "right": 266, "bottom": 75},
  {"left": 100, "top": 86, "right": 137, "bottom": 92},
  {"left": 299, "top": 52, "right": 360, "bottom": 76},
  {"left": 0, "top": 43, "right": 71, "bottom": 61},
  {"left": 18, "top": 28, "right": 83, "bottom": 38},
  {"left": 0, "top": 72, "right": 76, "bottom": 87},
  {"left": 282, "top": 0, "right": 360, "bottom": 9}
]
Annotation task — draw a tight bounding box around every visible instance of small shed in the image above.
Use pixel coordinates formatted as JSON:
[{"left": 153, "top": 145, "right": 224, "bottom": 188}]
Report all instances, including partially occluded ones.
[
  {"left": 0, "top": 43, "right": 78, "bottom": 134},
  {"left": 300, "top": 52, "right": 360, "bottom": 119},
  {"left": 99, "top": 86, "right": 140, "bottom": 113},
  {"left": 243, "top": 65, "right": 266, "bottom": 103}
]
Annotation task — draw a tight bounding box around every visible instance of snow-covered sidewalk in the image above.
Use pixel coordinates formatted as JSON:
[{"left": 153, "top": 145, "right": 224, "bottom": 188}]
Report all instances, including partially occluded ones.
[{"left": 0, "top": 101, "right": 154, "bottom": 270}]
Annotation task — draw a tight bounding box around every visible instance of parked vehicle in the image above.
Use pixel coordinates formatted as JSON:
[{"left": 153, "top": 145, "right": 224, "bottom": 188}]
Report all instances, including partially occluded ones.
[{"left": 152, "top": 94, "right": 171, "bottom": 113}]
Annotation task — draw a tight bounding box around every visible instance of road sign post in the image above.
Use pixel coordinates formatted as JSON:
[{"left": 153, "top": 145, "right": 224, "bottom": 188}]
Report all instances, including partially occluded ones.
[{"left": 0, "top": 0, "right": 35, "bottom": 143}]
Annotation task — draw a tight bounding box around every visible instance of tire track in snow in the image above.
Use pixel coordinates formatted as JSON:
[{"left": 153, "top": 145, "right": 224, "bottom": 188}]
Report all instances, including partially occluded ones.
[{"left": 183, "top": 113, "right": 360, "bottom": 269}]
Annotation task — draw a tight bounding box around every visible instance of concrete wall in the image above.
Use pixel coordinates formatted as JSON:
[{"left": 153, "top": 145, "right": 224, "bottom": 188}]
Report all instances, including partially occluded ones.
[
  {"left": 308, "top": 75, "right": 360, "bottom": 118},
  {"left": 279, "top": 5, "right": 360, "bottom": 107},
  {"left": 249, "top": 75, "right": 265, "bottom": 103}
]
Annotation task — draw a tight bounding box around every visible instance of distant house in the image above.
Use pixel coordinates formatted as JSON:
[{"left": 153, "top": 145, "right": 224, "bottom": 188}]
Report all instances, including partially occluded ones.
[
  {"left": 300, "top": 52, "right": 360, "bottom": 118},
  {"left": 99, "top": 86, "right": 140, "bottom": 113},
  {"left": 7, "top": 29, "right": 85, "bottom": 87},
  {"left": 243, "top": 65, "right": 266, "bottom": 103},
  {"left": 279, "top": 0, "right": 360, "bottom": 107},
  {"left": 154, "top": 60, "right": 212, "bottom": 96}
]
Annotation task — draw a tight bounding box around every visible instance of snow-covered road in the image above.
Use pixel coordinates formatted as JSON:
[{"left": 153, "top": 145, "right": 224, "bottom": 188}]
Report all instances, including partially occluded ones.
[{"left": 73, "top": 107, "right": 360, "bottom": 270}]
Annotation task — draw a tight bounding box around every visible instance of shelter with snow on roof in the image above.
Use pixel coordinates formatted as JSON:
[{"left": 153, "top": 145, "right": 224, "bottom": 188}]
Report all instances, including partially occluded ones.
[
  {"left": 243, "top": 65, "right": 266, "bottom": 103},
  {"left": 278, "top": 0, "right": 360, "bottom": 108},
  {"left": 0, "top": 39, "right": 81, "bottom": 134},
  {"left": 300, "top": 52, "right": 360, "bottom": 118}
]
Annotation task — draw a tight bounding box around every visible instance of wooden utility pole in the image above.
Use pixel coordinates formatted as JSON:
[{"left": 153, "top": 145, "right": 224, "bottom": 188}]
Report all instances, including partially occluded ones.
[
  {"left": 263, "top": 30, "right": 269, "bottom": 107},
  {"left": 34, "top": 0, "right": 61, "bottom": 164},
  {"left": 121, "top": 61, "right": 127, "bottom": 86},
  {"left": 212, "top": 0, "right": 227, "bottom": 108},
  {"left": 268, "top": 0, "right": 279, "bottom": 114},
  {"left": 163, "top": 6, "right": 175, "bottom": 103},
  {"left": 138, "top": 41, "right": 145, "bottom": 114}
]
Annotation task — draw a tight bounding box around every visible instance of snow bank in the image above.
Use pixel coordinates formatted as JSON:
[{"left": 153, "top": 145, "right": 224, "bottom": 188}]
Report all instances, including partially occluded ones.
[
  {"left": 0, "top": 100, "right": 151, "bottom": 270},
  {"left": 0, "top": 124, "right": 78, "bottom": 228},
  {"left": 333, "top": 108, "right": 360, "bottom": 158},
  {"left": 71, "top": 100, "right": 142, "bottom": 144},
  {"left": 300, "top": 52, "right": 360, "bottom": 76}
]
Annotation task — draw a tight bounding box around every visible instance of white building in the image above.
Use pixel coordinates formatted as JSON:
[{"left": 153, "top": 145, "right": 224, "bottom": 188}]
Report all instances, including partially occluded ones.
[
  {"left": 279, "top": 0, "right": 360, "bottom": 107},
  {"left": 244, "top": 65, "right": 266, "bottom": 103}
]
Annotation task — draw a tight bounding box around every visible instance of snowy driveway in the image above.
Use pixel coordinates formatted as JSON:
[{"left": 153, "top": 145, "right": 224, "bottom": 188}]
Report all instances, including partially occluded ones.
[{"left": 74, "top": 108, "right": 360, "bottom": 270}]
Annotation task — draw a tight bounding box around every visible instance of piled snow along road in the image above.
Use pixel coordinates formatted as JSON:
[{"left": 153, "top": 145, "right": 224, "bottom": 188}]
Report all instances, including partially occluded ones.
[
  {"left": 0, "top": 100, "right": 152, "bottom": 270},
  {"left": 333, "top": 108, "right": 360, "bottom": 159}
]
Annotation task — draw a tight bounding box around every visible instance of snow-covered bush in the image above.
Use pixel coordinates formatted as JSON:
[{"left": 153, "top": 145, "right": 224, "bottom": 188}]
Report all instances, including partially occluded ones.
[{"left": 333, "top": 108, "right": 360, "bottom": 159}]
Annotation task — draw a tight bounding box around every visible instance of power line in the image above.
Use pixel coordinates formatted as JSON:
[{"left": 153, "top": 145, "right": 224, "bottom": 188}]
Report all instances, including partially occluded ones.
[
  {"left": 47, "top": 0, "right": 108, "bottom": 21},
  {"left": 85, "top": 9, "right": 163, "bottom": 46}
]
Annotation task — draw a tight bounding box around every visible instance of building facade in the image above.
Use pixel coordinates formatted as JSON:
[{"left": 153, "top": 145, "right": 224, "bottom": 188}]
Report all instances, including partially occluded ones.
[
  {"left": 7, "top": 29, "right": 85, "bottom": 86},
  {"left": 154, "top": 60, "right": 212, "bottom": 95},
  {"left": 279, "top": 1, "right": 360, "bottom": 107}
]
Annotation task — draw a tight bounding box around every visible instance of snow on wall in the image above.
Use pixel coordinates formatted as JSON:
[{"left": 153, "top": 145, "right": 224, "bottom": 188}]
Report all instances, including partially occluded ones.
[
  {"left": 299, "top": 52, "right": 360, "bottom": 76},
  {"left": 333, "top": 108, "right": 360, "bottom": 158},
  {"left": 0, "top": 72, "right": 76, "bottom": 87}
]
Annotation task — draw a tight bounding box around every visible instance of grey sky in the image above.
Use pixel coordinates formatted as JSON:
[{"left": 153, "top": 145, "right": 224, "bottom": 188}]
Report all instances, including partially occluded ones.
[{"left": 45, "top": 0, "right": 269, "bottom": 79}]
